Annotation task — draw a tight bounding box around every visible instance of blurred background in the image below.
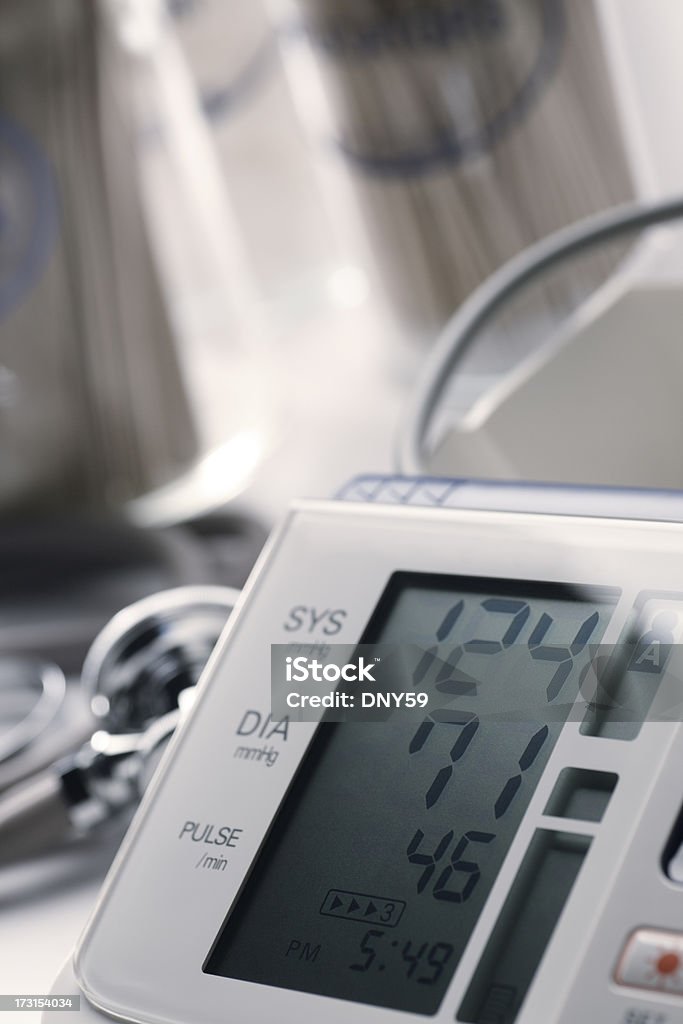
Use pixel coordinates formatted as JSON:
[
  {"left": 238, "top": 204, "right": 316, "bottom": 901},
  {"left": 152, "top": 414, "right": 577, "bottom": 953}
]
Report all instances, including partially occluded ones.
[{"left": 1, "top": 0, "right": 683, "bottom": 1003}]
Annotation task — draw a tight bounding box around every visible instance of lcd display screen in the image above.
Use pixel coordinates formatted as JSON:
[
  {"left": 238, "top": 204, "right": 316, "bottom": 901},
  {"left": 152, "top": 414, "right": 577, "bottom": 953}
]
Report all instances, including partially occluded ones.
[{"left": 206, "top": 574, "right": 617, "bottom": 1014}]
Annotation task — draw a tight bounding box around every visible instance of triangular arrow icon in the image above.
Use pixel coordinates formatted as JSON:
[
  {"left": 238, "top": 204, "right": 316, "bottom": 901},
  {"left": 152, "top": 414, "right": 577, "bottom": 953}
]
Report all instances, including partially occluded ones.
[
  {"left": 330, "top": 895, "right": 343, "bottom": 911},
  {"left": 365, "top": 902, "right": 378, "bottom": 916},
  {"left": 348, "top": 898, "right": 361, "bottom": 914}
]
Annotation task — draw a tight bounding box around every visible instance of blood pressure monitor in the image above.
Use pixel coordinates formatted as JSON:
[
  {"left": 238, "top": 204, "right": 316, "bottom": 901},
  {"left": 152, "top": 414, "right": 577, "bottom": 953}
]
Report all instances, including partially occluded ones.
[{"left": 50, "top": 477, "right": 683, "bottom": 1024}]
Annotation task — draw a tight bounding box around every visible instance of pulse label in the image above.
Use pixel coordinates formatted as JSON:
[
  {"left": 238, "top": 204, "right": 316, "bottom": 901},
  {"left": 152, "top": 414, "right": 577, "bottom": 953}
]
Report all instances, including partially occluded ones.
[{"left": 178, "top": 822, "right": 243, "bottom": 847}]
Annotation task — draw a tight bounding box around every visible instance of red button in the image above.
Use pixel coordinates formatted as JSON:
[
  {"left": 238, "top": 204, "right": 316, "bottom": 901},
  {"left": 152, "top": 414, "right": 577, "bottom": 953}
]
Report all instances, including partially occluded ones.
[{"left": 616, "top": 929, "right": 683, "bottom": 994}]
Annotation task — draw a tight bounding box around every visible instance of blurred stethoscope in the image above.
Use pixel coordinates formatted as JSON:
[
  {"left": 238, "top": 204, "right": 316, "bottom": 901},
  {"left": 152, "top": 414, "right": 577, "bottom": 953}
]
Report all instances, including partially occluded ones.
[{"left": 0, "top": 585, "right": 238, "bottom": 863}]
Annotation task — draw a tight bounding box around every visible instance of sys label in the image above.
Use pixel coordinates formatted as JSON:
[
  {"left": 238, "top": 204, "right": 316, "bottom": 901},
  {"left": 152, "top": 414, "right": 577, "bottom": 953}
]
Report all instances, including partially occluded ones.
[{"left": 283, "top": 606, "right": 347, "bottom": 635}]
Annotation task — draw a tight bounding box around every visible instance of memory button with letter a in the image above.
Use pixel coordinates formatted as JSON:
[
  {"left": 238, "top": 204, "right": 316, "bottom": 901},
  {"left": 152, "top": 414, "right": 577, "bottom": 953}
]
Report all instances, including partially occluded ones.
[{"left": 615, "top": 928, "right": 683, "bottom": 994}]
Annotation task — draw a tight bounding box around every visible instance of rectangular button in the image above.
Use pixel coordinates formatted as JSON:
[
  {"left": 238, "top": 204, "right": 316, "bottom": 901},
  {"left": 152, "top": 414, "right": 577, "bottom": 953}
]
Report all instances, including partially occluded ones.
[{"left": 616, "top": 928, "right": 683, "bottom": 994}]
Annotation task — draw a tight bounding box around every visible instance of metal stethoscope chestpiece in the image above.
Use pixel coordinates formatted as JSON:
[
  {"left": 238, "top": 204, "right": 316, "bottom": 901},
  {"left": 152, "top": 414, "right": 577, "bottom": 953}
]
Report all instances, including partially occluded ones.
[
  {"left": 0, "top": 585, "right": 239, "bottom": 864},
  {"left": 82, "top": 585, "right": 240, "bottom": 734}
]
